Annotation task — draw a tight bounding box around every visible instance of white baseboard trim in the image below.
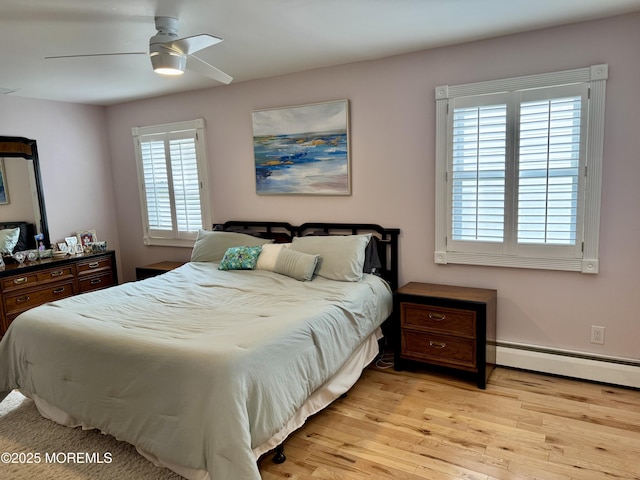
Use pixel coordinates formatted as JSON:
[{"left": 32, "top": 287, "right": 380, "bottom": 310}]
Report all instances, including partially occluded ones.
[{"left": 496, "top": 342, "right": 640, "bottom": 389}]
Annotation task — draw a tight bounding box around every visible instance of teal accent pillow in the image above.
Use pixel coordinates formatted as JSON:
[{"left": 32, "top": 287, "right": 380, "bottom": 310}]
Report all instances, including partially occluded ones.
[{"left": 218, "top": 246, "right": 263, "bottom": 270}]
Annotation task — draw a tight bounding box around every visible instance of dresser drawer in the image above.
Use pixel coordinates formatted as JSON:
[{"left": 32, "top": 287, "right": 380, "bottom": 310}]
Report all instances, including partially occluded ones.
[
  {"left": 1, "top": 272, "right": 39, "bottom": 291},
  {"left": 78, "top": 271, "right": 114, "bottom": 293},
  {"left": 76, "top": 256, "right": 112, "bottom": 276},
  {"left": 401, "top": 330, "right": 477, "bottom": 370},
  {"left": 401, "top": 303, "right": 476, "bottom": 338},
  {"left": 4, "top": 280, "right": 76, "bottom": 316},
  {"left": 37, "top": 266, "right": 75, "bottom": 283},
  {"left": 1, "top": 266, "right": 75, "bottom": 292}
]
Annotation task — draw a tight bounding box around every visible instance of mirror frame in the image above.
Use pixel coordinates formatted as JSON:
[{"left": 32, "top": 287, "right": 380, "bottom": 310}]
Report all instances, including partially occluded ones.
[{"left": 0, "top": 136, "right": 50, "bottom": 248}]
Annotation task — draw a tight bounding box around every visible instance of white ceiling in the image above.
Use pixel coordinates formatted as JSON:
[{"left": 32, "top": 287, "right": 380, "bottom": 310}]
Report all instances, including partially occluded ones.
[{"left": 2, "top": 0, "right": 640, "bottom": 106}]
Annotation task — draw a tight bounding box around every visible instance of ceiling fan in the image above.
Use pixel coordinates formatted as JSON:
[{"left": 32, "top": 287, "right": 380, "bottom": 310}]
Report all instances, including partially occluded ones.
[{"left": 45, "top": 16, "right": 232, "bottom": 85}]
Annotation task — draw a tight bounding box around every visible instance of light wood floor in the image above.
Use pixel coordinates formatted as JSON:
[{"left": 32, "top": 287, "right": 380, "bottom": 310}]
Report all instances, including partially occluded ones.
[{"left": 259, "top": 364, "right": 640, "bottom": 480}]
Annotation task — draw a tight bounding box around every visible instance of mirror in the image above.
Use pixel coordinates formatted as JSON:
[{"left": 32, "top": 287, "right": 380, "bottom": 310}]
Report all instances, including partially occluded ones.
[{"left": 0, "top": 136, "right": 50, "bottom": 248}]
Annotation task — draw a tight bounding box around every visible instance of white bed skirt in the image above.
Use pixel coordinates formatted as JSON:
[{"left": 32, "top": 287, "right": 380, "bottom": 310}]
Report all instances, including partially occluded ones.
[{"left": 31, "top": 328, "right": 382, "bottom": 480}]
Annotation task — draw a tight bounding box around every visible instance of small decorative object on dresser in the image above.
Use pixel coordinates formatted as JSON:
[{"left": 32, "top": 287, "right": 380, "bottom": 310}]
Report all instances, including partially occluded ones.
[
  {"left": 77, "top": 229, "right": 97, "bottom": 247},
  {"left": 394, "top": 282, "right": 497, "bottom": 389}
]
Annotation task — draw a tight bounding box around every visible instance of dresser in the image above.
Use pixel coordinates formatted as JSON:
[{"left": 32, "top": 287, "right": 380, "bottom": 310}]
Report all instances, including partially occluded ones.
[
  {"left": 0, "top": 251, "right": 118, "bottom": 337},
  {"left": 394, "top": 282, "right": 497, "bottom": 389}
]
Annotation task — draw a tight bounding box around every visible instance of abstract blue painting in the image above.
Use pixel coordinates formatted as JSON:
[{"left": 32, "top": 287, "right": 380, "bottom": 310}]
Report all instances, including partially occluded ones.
[{"left": 252, "top": 100, "right": 350, "bottom": 195}]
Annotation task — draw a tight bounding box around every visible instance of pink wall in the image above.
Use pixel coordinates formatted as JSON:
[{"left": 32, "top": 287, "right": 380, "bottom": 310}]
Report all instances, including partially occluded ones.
[
  {"left": 0, "top": 96, "right": 121, "bottom": 267},
  {"left": 106, "top": 13, "right": 640, "bottom": 361},
  {"left": 6, "top": 13, "right": 637, "bottom": 361}
]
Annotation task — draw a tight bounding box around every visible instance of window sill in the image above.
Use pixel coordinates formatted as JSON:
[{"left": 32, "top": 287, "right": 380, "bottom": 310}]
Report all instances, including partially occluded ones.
[
  {"left": 434, "top": 250, "right": 598, "bottom": 274},
  {"left": 143, "top": 236, "right": 196, "bottom": 248}
]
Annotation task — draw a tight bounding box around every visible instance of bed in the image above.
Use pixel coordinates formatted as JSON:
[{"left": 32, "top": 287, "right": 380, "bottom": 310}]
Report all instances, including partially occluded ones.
[{"left": 0, "top": 221, "right": 400, "bottom": 480}]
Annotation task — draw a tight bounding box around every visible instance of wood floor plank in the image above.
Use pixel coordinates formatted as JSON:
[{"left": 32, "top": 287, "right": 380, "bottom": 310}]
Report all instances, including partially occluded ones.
[{"left": 259, "top": 366, "right": 640, "bottom": 480}]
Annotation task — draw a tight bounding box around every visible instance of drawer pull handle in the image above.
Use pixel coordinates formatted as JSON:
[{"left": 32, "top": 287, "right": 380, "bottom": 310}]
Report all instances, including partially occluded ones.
[
  {"left": 428, "top": 312, "right": 446, "bottom": 321},
  {"left": 16, "top": 295, "right": 30, "bottom": 303},
  {"left": 88, "top": 262, "right": 100, "bottom": 268},
  {"left": 50, "top": 270, "right": 64, "bottom": 277},
  {"left": 53, "top": 287, "right": 65, "bottom": 294},
  {"left": 90, "top": 279, "right": 101, "bottom": 285},
  {"left": 13, "top": 277, "right": 28, "bottom": 285},
  {"left": 429, "top": 340, "right": 446, "bottom": 349}
]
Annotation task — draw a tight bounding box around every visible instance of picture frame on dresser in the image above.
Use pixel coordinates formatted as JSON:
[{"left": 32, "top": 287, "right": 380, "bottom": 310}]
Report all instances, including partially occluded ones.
[{"left": 77, "top": 229, "right": 97, "bottom": 247}]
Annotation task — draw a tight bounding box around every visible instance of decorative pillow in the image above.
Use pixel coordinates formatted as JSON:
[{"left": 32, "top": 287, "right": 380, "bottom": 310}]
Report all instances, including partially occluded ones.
[
  {"left": 272, "top": 248, "right": 319, "bottom": 282},
  {"left": 255, "top": 243, "right": 290, "bottom": 271},
  {"left": 304, "top": 231, "right": 382, "bottom": 274},
  {"left": 218, "top": 246, "right": 263, "bottom": 270},
  {"left": 290, "top": 234, "right": 372, "bottom": 282},
  {"left": 190, "top": 230, "right": 273, "bottom": 263},
  {"left": 0, "top": 228, "right": 21, "bottom": 255}
]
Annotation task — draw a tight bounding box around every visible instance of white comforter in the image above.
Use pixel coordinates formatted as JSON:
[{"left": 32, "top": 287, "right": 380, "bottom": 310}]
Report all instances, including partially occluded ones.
[{"left": 0, "top": 262, "right": 392, "bottom": 479}]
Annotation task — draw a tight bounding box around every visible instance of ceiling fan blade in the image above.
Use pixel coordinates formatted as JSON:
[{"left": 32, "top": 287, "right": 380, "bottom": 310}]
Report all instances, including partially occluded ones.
[
  {"left": 168, "top": 34, "right": 223, "bottom": 55},
  {"left": 187, "top": 54, "right": 232, "bottom": 84},
  {"left": 45, "top": 52, "right": 147, "bottom": 60}
]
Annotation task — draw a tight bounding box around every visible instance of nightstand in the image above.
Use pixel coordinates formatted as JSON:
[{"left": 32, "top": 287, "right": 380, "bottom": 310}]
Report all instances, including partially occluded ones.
[
  {"left": 394, "top": 282, "right": 497, "bottom": 389},
  {"left": 135, "top": 261, "right": 186, "bottom": 280}
]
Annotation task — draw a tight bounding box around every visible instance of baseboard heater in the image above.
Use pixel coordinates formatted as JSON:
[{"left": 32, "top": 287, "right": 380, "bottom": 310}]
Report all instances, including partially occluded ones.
[{"left": 496, "top": 342, "right": 640, "bottom": 389}]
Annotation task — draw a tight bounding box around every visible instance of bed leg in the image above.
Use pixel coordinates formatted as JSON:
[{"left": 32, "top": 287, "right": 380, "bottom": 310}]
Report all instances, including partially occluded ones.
[{"left": 272, "top": 444, "right": 286, "bottom": 464}]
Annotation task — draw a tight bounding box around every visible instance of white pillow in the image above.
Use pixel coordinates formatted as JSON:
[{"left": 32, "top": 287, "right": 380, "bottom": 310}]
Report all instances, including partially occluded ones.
[
  {"left": 255, "top": 243, "right": 290, "bottom": 271},
  {"left": 0, "top": 228, "right": 20, "bottom": 254},
  {"left": 290, "top": 234, "right": 371, "bottom": 282},
  {"left": 190, "top": 230, "right": 273, "bottom": 263}
]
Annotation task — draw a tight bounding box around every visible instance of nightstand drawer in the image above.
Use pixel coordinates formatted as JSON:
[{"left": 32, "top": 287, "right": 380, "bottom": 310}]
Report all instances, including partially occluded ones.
[
  {"left": 401, "top": 303, "right": 475, "bottom": 337},
  {"left": 401, "top": 330, "right": 476, "bottom": 369}
]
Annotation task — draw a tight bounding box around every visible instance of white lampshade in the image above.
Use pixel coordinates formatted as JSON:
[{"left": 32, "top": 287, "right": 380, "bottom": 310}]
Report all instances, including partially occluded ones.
[{"left": 150, "top": 52, "right": 186, "bottom": 76}]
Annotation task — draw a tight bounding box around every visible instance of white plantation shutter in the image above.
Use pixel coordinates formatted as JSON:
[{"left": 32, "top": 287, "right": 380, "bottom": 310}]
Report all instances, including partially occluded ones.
[
  {"left": 169, "top": 138, "right": 202, "bottom": 233},
  {"left": 141, "top": 140, "right": 172, "bottom": 231},
  {"left": 133, "top": 119, "right": 211, "bottom": 247},
  {"left": 516, "top": 86, "right": 586, "bottom": 252},
  {"left": 435, "top": 65, "right": 607, "bottom": 273},
  {"left": 451, "top": 98, "right": 507, "bottom": 245}
]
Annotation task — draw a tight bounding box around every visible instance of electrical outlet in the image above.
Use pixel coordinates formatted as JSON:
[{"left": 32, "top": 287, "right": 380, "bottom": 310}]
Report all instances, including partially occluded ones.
[{"left": 591, "top": 326, "right": 605, "bottom": 344}]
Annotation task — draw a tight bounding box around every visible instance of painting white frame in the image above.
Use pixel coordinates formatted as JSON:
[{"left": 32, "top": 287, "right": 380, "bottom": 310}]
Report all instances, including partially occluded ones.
[{"left": 252, "top": 99, "right": 351, "bottom": 195}]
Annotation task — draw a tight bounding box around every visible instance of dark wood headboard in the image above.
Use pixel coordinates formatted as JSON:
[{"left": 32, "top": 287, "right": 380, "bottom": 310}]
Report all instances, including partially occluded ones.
[{"left": 219, "top": 221, "right": 400, "bottom": 290}]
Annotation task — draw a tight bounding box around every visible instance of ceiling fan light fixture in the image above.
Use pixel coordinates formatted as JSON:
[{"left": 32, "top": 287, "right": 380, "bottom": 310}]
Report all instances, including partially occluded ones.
[{"left": 151, "top": 52, "right": 186, "bottom": 76}]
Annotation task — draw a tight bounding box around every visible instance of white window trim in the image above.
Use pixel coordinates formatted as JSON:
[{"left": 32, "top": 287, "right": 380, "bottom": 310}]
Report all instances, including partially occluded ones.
[
  {"left": 434, "top": 65, "right": 607, "bottom": 273},
  {"left": 132, "top": 119, "right": 212, "bottom": 248}
]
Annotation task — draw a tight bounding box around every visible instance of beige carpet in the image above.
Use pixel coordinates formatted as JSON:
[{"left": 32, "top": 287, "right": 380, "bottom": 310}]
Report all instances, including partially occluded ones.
[{"left": 0, "top": 391, "right": 184, "bottom": 480}]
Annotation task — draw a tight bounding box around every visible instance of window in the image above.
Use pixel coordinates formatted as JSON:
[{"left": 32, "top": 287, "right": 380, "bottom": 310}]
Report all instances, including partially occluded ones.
[
  {"left": 132, "top": 119, "right": 211, "bottom": 247},
  {"left": 434, "top": 65, "right": 607, "bottom": 273}
]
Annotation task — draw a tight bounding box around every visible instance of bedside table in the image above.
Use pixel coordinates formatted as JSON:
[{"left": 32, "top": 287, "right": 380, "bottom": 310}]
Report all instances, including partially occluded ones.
[
  {"left": 136, "top": 261, "right": 186, "bottom": 280},
  {"left": 394, "top": 282, "right": 497, "bottom": 389}
]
